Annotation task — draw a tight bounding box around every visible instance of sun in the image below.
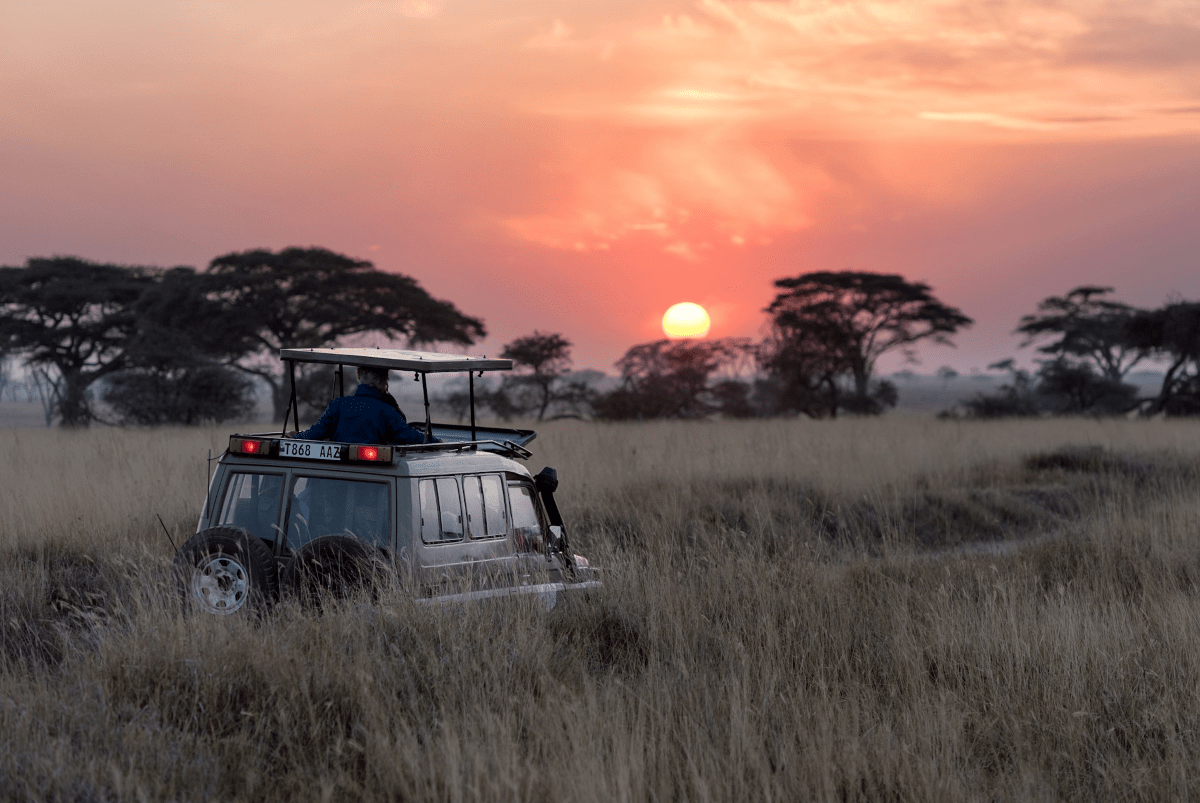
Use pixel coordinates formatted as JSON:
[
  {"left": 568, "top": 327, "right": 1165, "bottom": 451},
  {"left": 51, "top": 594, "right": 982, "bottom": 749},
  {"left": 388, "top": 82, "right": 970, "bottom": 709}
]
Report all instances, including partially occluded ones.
[{"left": 662, "top": 302, "right": 711, "bottom": 339}]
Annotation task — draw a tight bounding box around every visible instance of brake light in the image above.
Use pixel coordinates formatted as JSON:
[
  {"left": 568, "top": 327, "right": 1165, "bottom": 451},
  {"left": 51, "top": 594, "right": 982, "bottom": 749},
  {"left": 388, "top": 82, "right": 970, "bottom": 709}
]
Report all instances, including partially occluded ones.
[
  {"left": 352, "top": 445, "right": 391, "bottom": 462},
  {"left": 229, "top": 437, "right": 271, "bottom": 455}
]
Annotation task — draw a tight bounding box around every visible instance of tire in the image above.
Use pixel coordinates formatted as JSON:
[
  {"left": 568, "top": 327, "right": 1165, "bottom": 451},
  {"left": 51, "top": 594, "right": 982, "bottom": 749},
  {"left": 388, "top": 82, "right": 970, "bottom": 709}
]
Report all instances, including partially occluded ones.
[
  {"left": 173, "top": 526, "right": 280, "bottom": 616},
  {"left": 282, "top": 535, "right": 393, "bottom": 607}
]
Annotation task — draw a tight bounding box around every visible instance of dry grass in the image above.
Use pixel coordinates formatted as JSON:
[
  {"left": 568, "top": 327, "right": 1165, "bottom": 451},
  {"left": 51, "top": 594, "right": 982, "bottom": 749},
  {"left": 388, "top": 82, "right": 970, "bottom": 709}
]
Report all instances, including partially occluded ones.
[{"left": 2, "top": 417, "right": 1200, "bottom": 801}]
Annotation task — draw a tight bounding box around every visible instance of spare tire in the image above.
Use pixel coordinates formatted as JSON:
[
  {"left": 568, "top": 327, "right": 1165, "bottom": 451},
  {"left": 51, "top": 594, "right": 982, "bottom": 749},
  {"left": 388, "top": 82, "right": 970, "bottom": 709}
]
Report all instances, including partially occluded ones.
[
  {"left": 283, "top": 535, "right": 392, "bottom": 606},
  {"left": 173, "top": 526, "right": 279, "bottom": 616}
]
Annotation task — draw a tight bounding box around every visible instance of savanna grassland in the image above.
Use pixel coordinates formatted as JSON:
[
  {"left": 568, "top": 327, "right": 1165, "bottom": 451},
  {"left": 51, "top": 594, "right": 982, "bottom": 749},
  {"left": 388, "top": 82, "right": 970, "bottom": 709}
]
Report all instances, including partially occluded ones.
[{"left": 3, "top": 417, "right": 1200, "bottom": 801}]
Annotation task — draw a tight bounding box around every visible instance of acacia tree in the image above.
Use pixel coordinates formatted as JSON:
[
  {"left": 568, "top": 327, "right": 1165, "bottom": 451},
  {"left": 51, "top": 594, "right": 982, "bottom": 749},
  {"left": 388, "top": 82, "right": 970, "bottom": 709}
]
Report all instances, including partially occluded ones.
[
  {"left": 1126, "top": 302, "right": 1200, "bottom": 415},
  {"left": 757, "top": 306, "right": 855, "bottom": 417},
  {"left": 594, "top": 338, "right": 752, "bottom": 420},
  {"left": 1016, "top": 286, "right": 1145, "bottom": 381},
  {"left": 205, "top": 247, "right": 486, "bottom": 419},
  {"left": 763, "top": 271, "right": 972, "bottom": 414},
  {"left": 0, "top": 257, "right": 154, "bottom": 426},
  {"left": 102, "top": 267, "right": 259, "bottom": 425},
  {"left": 498, "top": 331, "right": 579, "bottom": 420}
]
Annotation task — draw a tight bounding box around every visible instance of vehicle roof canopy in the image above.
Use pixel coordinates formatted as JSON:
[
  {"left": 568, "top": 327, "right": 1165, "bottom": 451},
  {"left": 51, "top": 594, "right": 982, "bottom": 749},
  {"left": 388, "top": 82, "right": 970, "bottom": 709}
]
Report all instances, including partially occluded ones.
[{"left": 279, "top": 347, "right": 512, "bottom": 374}]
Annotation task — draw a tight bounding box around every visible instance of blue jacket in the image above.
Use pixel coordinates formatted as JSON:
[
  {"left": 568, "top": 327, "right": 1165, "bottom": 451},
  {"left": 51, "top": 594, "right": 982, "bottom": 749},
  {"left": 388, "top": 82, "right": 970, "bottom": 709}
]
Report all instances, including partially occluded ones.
[{"left": 293, "top": 385, "right": 432, "bottom": 445}]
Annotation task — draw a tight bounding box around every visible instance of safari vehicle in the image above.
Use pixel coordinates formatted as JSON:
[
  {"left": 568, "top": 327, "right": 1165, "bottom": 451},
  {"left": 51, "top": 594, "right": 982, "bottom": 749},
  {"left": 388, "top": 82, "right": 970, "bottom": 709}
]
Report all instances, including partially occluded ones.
[{"left": 173, "top": 347, "right": 599, "bottom": 616}]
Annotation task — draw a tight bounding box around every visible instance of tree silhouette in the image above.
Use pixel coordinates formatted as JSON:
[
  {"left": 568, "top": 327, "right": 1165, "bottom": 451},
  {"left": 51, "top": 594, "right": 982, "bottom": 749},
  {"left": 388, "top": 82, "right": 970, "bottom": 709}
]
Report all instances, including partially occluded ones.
[
  {"left": 102, "top": 267, "right": 259, "bottom": 425},
  {"left": 763, "top": 271, "right": 971, "bottom": 415},
  {"left": 0, "top": 257, "right": 154, "bottom": 426},
  {"left": 1126, "top": 302, "right": 1200, "bottom": 414},
  {"left": 1016, "top": 286, "right": 1145, "bottom": 381},
  {"left": 205, "top": 247, "right": 486, "bottom": 419},
  {"left": 499, "top": 331, "right": 576, "bottom": 420},
  {"left": 594, "top": 338, "right": 752, "bottom": 420},
  {"left": 756, "top": 319, "right": 851, "bottom": 417}
]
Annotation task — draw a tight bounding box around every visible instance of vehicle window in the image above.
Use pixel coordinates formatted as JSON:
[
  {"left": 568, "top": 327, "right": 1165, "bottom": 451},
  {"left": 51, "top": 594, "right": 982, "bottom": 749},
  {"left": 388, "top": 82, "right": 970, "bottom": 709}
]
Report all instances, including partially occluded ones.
[
  {"left": 286, "top": 476, "right": 389, "bottom": 549},
  {"left": 464, "top": 474, "right": 507, "bottom": 539},
  {"left": 419, "top": 477, "right": 464, "bottom": 543},
  {"left": 419, "top": 480, "right": 440, "bottom": 543},
  {"left": 509, "top": 483, "right": 543, "bottom": 552},
  {"left": 218, "top": 473, "right": 284, "bottom": 545}
]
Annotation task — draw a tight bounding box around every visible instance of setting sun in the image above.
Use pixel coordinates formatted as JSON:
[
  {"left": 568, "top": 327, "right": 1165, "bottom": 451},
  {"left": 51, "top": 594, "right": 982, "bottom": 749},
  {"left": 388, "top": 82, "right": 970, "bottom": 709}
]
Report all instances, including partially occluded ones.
[{"left": 662, "top": 302, "right": 711, "bottom": 339}]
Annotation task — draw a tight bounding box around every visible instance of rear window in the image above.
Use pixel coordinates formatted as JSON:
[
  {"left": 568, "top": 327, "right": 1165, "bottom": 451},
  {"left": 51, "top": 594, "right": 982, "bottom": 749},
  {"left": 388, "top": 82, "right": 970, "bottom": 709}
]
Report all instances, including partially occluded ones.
[
  {"left": 286, "top": 476, "right": 390, "bottom": 549},
  {"left": 218, "top": 473, "right": 285, "bottom": 545}
]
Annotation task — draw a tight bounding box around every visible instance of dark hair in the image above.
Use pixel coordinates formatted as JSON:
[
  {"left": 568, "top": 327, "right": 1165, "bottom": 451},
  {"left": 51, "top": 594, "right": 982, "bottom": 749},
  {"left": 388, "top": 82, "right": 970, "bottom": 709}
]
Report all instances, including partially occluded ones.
[{"left": 355, "top": 365, "right": 389, "bottom": 390}]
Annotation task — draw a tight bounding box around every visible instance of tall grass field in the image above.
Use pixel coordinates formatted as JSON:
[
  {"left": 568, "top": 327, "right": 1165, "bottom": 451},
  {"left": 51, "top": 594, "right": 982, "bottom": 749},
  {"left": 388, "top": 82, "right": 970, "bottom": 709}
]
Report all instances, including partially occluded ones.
[{"left": 2, "top": 417, "right": 1200, "bottom": 801}]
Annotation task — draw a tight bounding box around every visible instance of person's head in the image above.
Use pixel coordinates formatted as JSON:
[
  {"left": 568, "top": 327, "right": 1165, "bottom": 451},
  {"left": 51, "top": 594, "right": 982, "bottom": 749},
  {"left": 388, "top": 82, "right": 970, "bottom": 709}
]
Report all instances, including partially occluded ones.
[{"left": 356, "top": 365, "right": 389, "bottom": 391}]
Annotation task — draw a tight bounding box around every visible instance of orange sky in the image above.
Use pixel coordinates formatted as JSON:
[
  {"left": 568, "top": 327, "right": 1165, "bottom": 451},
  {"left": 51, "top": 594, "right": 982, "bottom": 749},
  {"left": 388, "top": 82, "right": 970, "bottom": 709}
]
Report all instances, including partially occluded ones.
[{"left": 3, "top": 0, "right": 1199, "bottom": 373}]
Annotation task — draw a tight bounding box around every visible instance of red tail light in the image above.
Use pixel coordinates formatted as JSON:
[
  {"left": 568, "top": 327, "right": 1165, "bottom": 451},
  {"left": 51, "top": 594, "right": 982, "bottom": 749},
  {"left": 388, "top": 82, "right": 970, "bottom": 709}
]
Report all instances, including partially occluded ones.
[
  {"left": 229, "top": 436, "right": 271, "bottom": 455},
  {"left": 351, "top": 445, "right": 391, "bottom": 462}
]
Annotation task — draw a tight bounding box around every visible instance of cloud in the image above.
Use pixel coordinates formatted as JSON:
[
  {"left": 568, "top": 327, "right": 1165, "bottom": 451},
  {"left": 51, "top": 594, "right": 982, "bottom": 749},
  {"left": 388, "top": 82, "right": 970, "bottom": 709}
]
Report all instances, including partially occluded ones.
[
  {"left": 497, "top": 0, "right": 1200, "bottom": 256},
  {"left": 502, "top": 131, "right": 822, "bottom": 258},
  {"left": 918, "top": 112, "right": 1059, "bottom": 131}
]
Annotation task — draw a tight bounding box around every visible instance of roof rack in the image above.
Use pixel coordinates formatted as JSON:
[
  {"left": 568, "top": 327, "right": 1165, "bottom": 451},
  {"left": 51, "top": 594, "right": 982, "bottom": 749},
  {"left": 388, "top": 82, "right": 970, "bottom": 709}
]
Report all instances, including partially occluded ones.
[
  {"left": 277, "top": 347, "right": 516, "bottom": 447},
  {"left": 233, "top": 433, "right": 534, "bottom": 461},
  {"left": 391, "top": 439, "right": 534, "bottom": 460}
]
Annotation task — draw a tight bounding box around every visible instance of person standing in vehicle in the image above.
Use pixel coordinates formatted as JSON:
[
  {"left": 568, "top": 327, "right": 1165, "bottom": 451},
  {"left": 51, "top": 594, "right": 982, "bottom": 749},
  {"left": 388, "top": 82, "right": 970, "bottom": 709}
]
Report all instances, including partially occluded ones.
[{"left": 289, "top": 365, "right": 434, "bottom": 445}]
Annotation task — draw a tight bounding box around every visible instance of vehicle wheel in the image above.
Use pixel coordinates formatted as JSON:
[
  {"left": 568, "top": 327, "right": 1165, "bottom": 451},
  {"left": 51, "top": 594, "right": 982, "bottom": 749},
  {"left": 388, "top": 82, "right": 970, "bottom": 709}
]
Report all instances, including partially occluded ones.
[
  {"left": 173, "top": 526, "right": 279, "bottom": 616},
  {"left": 282, "top": 535, "right": 393, "bottom": 606}
]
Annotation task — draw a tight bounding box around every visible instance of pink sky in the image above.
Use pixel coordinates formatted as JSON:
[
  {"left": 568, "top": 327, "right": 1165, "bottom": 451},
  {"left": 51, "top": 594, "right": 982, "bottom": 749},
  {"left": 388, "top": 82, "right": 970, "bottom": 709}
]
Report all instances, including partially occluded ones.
[{"left": 3, "top": 0, "right": 1199, "bottom": 374}]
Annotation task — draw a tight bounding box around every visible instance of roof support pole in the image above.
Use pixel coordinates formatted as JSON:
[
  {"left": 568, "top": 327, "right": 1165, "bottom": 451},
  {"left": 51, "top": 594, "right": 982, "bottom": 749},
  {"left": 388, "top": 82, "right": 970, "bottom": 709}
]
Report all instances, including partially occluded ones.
[
  {"left": 337, "top": 364, "right": 345, "bottom": 397},
  {"left": 469, "top": 372, "right": 477, "bottom": 441},
  {"left": 421, "top": 373, "right": 432, "bottom": 443},
  {"left": 280, "top": 359, "right": 300, "bottom": 436},
  {"left": 290, "top": 359, "right": 301, "bottom": 435}
]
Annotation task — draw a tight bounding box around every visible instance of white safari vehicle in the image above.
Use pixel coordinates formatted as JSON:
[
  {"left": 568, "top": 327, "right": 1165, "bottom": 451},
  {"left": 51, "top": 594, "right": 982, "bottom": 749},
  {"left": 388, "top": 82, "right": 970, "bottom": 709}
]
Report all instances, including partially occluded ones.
[{"left": 173, "top": 347, "right": 599, "bottom": 615}]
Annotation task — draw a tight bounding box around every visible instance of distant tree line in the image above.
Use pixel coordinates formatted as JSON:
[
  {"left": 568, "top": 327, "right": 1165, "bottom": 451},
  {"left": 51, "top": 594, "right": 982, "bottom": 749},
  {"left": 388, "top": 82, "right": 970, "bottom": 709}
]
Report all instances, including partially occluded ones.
[
  {"left": 1, "top": 260, "right": 978, "bottom": 425},
  {"left": 480, "top": 271, "right": 974, "bottom": 421},
  {"left": 0, "top": 249, "right": 483, "bottom": 426},
  {"left": 958, "top": 286, "right": 1200, "bottom": 418},
  {"left": 10, "top": 250, "right": 1194, "bottom": 427}
]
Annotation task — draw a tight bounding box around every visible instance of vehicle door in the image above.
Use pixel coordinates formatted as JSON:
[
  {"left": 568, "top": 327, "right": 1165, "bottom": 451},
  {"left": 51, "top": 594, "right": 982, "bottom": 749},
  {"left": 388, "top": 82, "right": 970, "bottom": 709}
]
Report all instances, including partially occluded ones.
[
  {"left": 413, "top": 472, "right": 515, "bottom": 595},
  {"left": 509, "top": 477, "right": 562, "bottom": 584}
]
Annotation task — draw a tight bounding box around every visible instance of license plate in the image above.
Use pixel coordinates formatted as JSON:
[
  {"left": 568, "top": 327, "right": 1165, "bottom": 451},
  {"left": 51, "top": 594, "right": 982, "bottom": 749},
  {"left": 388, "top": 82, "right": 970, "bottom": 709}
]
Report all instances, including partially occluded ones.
[{"left": 279, "top": 440, "right": 343, "bottom": 461}]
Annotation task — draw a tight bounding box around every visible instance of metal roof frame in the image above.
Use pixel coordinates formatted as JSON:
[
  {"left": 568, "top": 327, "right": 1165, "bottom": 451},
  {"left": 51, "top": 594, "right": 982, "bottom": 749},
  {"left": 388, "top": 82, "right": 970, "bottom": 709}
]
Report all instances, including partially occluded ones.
[
  {"left": 277, "top": 347, "right": 514, "bottom": 446},
  {"left": 279, "top": 347, "right": 512, "bottom": 374}
]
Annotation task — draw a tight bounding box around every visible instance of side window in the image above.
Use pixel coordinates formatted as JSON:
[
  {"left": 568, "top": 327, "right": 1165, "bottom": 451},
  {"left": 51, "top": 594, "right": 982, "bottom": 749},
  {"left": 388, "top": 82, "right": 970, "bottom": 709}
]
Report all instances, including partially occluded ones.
[
  {"left": 286, "top": 476, "right": 390, "bottom": 550},
  {"left": 508, "top": 483, "right": 543, "bottom": 552},
  {"left": 218, "top": 473, "right": 284, "bottom": 545},
  {"left": 419, "top": 480, "right": 440, "bottom": 543},
  {"left": 419, "top": 477, "right": 464, "bottom": 543},
  {"left": 464, "top": 474, "right": 507, "bottom": 539}
]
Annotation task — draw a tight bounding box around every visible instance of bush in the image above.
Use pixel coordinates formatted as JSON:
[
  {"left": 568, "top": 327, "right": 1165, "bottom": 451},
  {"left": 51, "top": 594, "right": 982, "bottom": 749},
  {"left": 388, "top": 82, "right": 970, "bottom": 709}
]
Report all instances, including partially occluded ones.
[
  {"left": 103, "top": 365, "right": 257, "bottom": 425},
  {"left": 1037, "top": 360, "right": 1138, "bottom": 414}
]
